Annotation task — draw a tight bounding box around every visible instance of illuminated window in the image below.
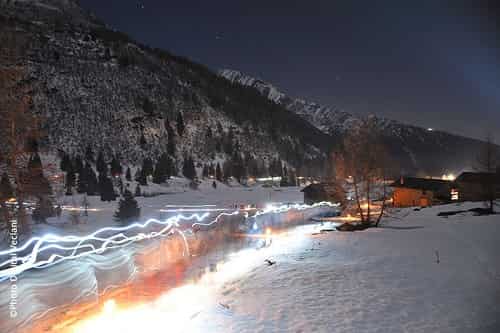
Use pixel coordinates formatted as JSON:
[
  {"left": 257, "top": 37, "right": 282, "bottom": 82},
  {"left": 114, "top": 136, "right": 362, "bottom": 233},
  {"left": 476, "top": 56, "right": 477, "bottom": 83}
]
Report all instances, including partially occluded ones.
[{"left": 451, "top": 189, "right": 459, "bottom": 201}]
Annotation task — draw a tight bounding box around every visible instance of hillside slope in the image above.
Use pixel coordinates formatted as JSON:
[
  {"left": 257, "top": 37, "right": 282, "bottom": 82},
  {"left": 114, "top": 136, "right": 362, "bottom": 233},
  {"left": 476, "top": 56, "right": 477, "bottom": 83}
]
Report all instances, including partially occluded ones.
[{"left": 0, "top": 0, "right": 330, "bottom": 174}]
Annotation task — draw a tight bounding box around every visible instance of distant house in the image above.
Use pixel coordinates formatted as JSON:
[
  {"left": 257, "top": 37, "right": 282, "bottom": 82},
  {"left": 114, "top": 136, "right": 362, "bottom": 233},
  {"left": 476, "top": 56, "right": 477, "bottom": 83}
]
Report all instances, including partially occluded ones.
[
  {"left": 301, "top": 183, "right": 345, "bottom": 205},
  {"left": 390, "top": 177, "right": 452, "bottom": 208},
  {"left": 453, "top": 172, "right": 500, "bottom": 202}
]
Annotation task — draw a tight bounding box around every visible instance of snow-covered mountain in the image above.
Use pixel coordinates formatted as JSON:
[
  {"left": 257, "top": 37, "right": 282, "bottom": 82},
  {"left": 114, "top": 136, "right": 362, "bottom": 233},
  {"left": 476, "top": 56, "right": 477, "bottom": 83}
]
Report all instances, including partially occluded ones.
[
  {"left": 0, "top": 0, "right": 330, "bottom": 175},
  {"left": 220, "top": 69, "right": 364, "bottom": 134},
  {"left": 220, "top": 69, "right": 491, "bottom": 174}
]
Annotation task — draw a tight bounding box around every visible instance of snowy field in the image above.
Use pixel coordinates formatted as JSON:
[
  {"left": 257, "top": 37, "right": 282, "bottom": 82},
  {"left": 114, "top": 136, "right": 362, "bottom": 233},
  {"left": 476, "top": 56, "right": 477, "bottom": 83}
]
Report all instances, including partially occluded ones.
[{"left": 70, "top": 201, "right": 500, "bottom": 333}]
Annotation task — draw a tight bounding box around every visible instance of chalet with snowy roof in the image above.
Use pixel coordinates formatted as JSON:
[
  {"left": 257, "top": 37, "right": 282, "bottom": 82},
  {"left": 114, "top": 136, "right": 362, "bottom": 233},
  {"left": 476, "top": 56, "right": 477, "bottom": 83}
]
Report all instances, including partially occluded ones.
[
  {"left": 453, "top": 172, "right": 500, "bottom": 202},
  {"left": 301, "top": 183, "right": 345, "bottom": 205},
  {"left": 390, "top": 177, "right": 452, "bottom": 208}
]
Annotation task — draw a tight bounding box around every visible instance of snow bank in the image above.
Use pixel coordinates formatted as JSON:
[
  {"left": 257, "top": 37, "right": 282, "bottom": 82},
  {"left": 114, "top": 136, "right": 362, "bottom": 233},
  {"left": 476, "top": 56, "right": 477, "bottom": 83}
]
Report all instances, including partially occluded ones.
[{"left": 197, "top": 201, "right": 500, "bottom": 333}]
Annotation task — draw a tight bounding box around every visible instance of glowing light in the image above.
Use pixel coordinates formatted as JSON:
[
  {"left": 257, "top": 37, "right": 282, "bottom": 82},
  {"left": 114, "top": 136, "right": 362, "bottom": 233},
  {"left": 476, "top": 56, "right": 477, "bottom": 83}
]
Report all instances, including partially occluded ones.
[
  {"left": 442, "top": 173, "right": 455, "bottom": 181},
  {"left": 427, "top": 128, "right": 433, "bottom": 131},
  {"left": 103, "top": 299, "right": 116, "bottom": 315},
  {"left": 158, "top": 208, "right": 231, "bottom": 212},
  {"left": 265, "top": 203, "right": 276, "bottom": 211},
  {"left": 256, "top": 177, "right": 281, "bottom": 182}
]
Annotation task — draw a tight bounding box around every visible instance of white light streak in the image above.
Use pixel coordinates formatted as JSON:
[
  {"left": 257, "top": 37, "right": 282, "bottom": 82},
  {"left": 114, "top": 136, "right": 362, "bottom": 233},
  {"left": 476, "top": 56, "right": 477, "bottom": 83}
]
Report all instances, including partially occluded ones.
[{"left": 0, "top": 202, "right": 337, "bottom": 280}]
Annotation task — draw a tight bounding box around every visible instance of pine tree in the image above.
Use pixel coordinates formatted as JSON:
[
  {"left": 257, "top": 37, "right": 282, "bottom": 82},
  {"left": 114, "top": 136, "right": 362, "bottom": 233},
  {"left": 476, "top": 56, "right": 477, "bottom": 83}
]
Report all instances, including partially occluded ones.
[
  {"left": 65, "top": 166, "right": 76, "bottom": 195},
  {"left": 209, "top": 163, "right": 215, "bottom": 178},
  {"left": 118, "top": 177, "right": 124, "bottom": 195},
  {"left": 153, "top": 162, "right": 165, "bottom": 184},
  {"left": 139, "top": 133, "right": 147, "bottom": 149},
  {"left": 231, "top": 153, "right": 245, "bottom": 183},
  {"left": 96, "top": 151, "right": 107, "bottom": 175},
  {"left": 223, "top": 129, "right": 234, "bottom": 155},
  {"left": 85, "top": 145, "right": 94, "bottom": 163},
  {"left": 182, "top": 156, "right": 196, "bottom": 180},
  {"left": 32, "top": 197, "right": 54, "bottom": 223},
  {"left": 110, "top": 156, "right": 122, "bottom": 177},
  {"left": 125, "top": 167, "right": 132, "bottom": 181},
  {"left": 142, "top": 157, "right": 154, "bottom": 177},
  {"left": 153, "top": 153, "right": 171, "bottom": 184},
  {"left": 114, "top": 190, "right": 140, "bottom": 224},
  {"left": 135, "top": 168, "right": 148, "bottom": 186},
  {"left": 99, "top": 173, "right": 116, "bottom": 202},
  {"left": 280, "top": 165, "right": 289, "bottom": 186},
  {"left": 216, "top": 163, "right": 223, "bottom": 182},
  {"left": 77, "top": 164, "right": 88, "bottom": 193},
  {"left": 223, "top": 160, "right": 232, "bottom": 181},
  {"left": 165, "top": 119, "right": 177, "bottom": 156},
  {"left": 19, "top": 152, "right": 52, "bottom": 200},
  {"left": 142, "top": 97, "right": 154, "bottom": 115},
  {"left": 27, "top": 152, "right": 42, "bottom": 173},
  {"left": 217, "top": 122, "right": 223, "bottom": 135},
  {"left": 177, "top": 112, "right": 185, "bottom": 136},
  {"left": 202, "top": 164, "right": 209, "bottom": 178},
  {"left": 82, "top": 194, "right": 89, "bottom": 217},
  {"left": 0, "top": 173, "right": 13, "bottom": 200},
  {"left": 289, "top": 169, "right": 297, "bottom": 187},
  {"left": 0, "top": 173, "right": 13, "bottom": 228},
  {"left": 166, "top": 155, "right": 175, "bottom": 177},
  {"left": 73, "top": 156, "right": 84, "bottom": 175},
  {"left": 60, "top": 153, "right": 71, "bottom": 172},
  {"left": 134, "top": 184, "right": 142, "bottom": 197},
  {"left": 85, "top": 163, "right": 98, "bottom": 195}
]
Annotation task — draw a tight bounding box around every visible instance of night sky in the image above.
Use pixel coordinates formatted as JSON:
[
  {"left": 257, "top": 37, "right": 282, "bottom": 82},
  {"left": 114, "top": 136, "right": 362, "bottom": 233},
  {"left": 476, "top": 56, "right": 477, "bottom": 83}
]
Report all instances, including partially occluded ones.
[{"left": 80, "top": 0, "right": 500, "bottom": 142}]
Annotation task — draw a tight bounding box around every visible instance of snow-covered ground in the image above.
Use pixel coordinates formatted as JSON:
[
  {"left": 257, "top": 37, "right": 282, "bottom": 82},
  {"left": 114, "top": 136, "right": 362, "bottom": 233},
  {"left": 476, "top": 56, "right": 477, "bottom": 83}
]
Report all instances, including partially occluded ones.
[{"left": 71, "top": 201, "right": 500, "bottom": 333}]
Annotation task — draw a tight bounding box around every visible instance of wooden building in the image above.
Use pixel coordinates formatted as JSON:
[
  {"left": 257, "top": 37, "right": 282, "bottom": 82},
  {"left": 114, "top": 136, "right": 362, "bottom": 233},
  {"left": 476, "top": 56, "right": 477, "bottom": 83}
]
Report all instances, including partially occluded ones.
[
  {"left": 301, "top": 183, "right": 345, "bottom": 205},
  {"left": 390, "top": 177, "right": 452, "bottom": 208},
  {"left": 453, "top": 172, "right": 500, "bottom": 202}
]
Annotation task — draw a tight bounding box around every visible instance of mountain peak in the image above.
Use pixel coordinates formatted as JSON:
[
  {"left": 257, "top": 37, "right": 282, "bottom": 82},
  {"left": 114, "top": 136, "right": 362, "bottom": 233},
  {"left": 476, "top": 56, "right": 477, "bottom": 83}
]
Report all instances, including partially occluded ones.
[
  {"left": 219, "top": 69, "right": 286, "bottom": 104},
  {"left": 219, "top": 68, "right": 355, "bottom": 134}
]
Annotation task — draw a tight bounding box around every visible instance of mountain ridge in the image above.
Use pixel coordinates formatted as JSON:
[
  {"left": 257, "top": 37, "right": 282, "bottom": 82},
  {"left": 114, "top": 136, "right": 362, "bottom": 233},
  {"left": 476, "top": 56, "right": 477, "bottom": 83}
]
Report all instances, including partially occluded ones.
[{"left": 219, "top": 69, "right": 491, "bottom": 175}]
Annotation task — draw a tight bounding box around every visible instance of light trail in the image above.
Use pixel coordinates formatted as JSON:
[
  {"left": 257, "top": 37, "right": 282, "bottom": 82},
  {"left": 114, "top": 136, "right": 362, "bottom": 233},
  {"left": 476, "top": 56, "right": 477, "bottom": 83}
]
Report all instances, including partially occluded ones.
[
  {"left": 0, "top": 213, "right": 211, "bottom": 279},
  {"left": 158, "top": 208, "right": 232, "bottom": 212},
  {"left": 0, "top": 202, "right": 338, "bottom": 280},
  {"left": 70, "top": 223, "right": 312, "bottom": 333}
]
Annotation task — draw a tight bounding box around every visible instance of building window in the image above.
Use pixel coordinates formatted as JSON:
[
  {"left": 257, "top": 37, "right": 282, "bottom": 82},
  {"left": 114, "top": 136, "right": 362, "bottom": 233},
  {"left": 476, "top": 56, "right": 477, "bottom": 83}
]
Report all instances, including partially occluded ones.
[{"left": 451, "top": 189, "right": 459, "bottom": 201}]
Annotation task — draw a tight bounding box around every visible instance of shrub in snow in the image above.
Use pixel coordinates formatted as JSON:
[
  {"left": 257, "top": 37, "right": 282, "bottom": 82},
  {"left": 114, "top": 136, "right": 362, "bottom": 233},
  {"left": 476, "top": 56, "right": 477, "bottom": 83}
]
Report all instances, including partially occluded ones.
[
  {"left": 32, "top": 197, "right": 55, "bottom": 224},
  {"left": 134, "top": 184, "right": 142, "bottom": 197},
  {"left": 114, "top": 190, "right": 140, "bottom": 224},
  {"left": 0, "top": 173, "right": 13, "bottom": 200}
]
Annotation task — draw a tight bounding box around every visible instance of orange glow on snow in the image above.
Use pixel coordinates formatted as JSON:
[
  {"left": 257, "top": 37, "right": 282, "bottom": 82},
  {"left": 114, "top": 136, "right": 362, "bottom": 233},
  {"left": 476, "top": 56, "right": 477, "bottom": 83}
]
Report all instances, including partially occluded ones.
[{"left": 70, "top": 226, "right": 312, "bottom": 333}]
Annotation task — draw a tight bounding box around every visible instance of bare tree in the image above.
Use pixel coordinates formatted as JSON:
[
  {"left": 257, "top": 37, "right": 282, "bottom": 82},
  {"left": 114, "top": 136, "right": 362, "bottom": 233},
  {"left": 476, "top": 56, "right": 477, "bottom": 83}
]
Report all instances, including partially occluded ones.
[
  {"left": 476, "top": 134, "right": 499, "bottom": 213},
  {"left": 340, "top": 117, "right": 391, "bottom": 227},
  {"left": 0, "top": 27, "right": 46, "bottom": 234}
]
